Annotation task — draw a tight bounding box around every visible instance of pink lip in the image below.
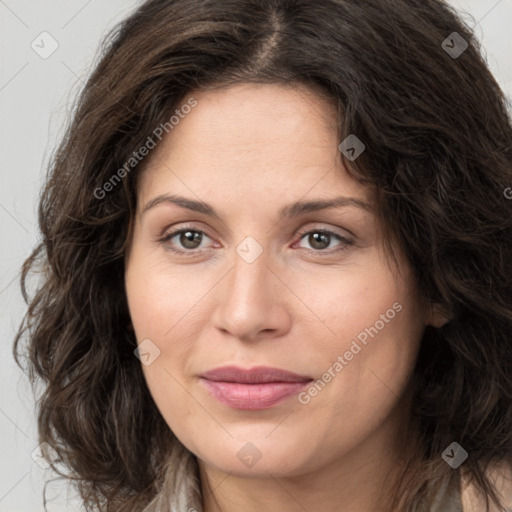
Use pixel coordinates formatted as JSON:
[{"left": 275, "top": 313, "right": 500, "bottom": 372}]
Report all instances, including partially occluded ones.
[
  {"left": 201, "top": 365, "right": 312, "bottom": 384},
  {"left": 200, "top": 365, "right": 313, "bottom": 410}
]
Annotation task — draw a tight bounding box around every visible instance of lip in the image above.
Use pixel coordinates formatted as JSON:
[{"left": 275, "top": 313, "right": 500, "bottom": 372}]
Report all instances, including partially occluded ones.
[
  {"left": 201, "top": 365, "right": 312, "bottom": 384},
  {"left": 200, "top": 365, "right": 313, "bottom": 410}
]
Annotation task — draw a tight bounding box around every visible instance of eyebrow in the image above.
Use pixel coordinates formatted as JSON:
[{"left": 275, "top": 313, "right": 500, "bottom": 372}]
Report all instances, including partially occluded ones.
[{"left": 141, "top": 193, "right": 372, "bottom": 219}]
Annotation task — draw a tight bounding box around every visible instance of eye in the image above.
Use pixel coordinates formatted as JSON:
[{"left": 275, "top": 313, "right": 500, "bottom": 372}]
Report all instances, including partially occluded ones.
[
  {"left": 159, "top": 227, "right": 213, "bottom": 253},
  {"left": 295, "top": 229, "right": 353, "bottom": 253}
]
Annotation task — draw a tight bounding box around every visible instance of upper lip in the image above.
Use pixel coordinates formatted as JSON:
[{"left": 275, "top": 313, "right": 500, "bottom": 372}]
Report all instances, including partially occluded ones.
[{"left": 201, "top": 365, "right": 313, "bottom": 384}]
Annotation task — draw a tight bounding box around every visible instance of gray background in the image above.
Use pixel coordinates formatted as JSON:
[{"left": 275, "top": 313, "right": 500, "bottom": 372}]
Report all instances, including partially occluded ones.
[{"left": 1, "top": 1, "right": 511, "bottom": 510}]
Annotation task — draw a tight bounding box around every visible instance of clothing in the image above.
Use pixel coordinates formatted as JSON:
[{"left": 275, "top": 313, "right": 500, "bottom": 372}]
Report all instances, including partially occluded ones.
[{"left": 429, "top": 477, "right": 463, "bottom": 512}]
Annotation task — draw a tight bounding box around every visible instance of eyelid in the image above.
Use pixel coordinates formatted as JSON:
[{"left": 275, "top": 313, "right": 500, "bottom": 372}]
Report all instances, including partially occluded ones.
[{"left": 295, "top": 223, "right": 352, "bottom": 240}]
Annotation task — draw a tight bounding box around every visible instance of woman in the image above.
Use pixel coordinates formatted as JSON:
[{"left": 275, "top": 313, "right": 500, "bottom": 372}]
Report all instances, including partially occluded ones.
[{"left": 14, "top": 0, "right": 512, "bottom": 511}]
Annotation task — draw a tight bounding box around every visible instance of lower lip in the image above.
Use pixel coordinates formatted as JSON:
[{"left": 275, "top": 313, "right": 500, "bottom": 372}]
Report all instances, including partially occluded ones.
[{"left": 200, "top": 378, "right": 312, "bottom": 410}]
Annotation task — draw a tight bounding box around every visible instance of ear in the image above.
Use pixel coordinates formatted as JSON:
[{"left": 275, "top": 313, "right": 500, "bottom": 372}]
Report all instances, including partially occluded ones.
[{"left": 425, "top": 301, "right": 452, "bottom": 328}]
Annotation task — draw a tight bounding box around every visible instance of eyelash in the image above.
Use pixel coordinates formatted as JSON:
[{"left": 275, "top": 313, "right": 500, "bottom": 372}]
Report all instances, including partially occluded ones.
[{"left": 158, "top": 225, "right": 354, "bottom": 257}]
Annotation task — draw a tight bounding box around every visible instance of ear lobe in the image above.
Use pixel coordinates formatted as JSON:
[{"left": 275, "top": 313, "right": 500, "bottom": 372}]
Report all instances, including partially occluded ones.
[{"left": 426, "top": 302, "right": 452, "bottom": 328}]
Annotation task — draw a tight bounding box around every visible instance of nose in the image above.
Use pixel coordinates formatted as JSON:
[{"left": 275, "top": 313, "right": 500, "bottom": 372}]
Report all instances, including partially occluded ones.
[{"left": 211, "top": 244, "right": 292, "bottom": 342}]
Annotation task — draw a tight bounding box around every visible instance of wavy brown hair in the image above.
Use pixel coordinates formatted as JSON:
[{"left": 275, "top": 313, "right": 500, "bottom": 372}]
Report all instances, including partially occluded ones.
[{"left": 14, "top": 0, "right": 512, "bottom": 510}]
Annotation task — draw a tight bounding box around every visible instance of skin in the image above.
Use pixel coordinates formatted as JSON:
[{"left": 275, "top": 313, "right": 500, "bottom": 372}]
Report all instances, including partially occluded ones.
[{"left": 124, "top": 82, "right": 447, "bottom": 512}]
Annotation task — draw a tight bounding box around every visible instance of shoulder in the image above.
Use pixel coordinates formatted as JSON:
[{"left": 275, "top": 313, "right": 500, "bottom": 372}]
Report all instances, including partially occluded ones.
[{"left": 461, "top": 462, "right": 512, "bottom": 512}]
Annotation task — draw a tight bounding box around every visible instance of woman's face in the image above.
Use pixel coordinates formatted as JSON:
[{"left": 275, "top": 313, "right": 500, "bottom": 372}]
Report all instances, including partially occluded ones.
[{"left": 125, "top": 83, "right": 440, "bottom": 479}]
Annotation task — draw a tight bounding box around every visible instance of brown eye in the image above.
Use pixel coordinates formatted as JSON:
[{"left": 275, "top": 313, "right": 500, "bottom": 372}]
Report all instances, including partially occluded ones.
[
  {"left": 297, "top": 229, "right": 353, "bottom": 252},
  {"left": 178, "top": 230, "right": 203, "bottom": 249},
  {"left": 307, "top": 232, "right": 331, "bottom": 250},
  {"left": 160, "top": 228, "right": 211, "bottom": 252}
]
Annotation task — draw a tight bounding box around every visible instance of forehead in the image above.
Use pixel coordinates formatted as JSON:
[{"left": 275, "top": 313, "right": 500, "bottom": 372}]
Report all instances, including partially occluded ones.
[{"left": 138, "top": 82, "right": 368, "bottom": 205}]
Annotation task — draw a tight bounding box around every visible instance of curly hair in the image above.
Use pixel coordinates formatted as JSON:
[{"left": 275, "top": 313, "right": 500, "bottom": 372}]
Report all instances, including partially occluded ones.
[{"left": 14, "top": 0, "right": 512, "bottom": 510}]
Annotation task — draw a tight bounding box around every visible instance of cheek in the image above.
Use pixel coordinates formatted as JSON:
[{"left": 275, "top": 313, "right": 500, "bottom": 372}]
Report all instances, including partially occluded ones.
[
  {"left": 125, "top": 249, "right": 211, "bottom": 398},
  {"left": 292, "top": 255, "right": 413, "bottom": 341},
  {"left": 292, "top": 277, "right": 424, "bottom": 460},
  {"left": 125, "top": 249, "right": 206, "bottom": 339},
  {"left": 298, "top": 252, "right": 424, "bottom": 406},
  {"left": 125, "top": 259, "right": 201, "bottom": 438}
]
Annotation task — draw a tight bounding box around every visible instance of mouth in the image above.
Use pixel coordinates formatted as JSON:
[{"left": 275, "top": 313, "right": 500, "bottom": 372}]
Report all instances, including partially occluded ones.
[{"left": 199, "top": 365, "right": 314, "bottom": 410}]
